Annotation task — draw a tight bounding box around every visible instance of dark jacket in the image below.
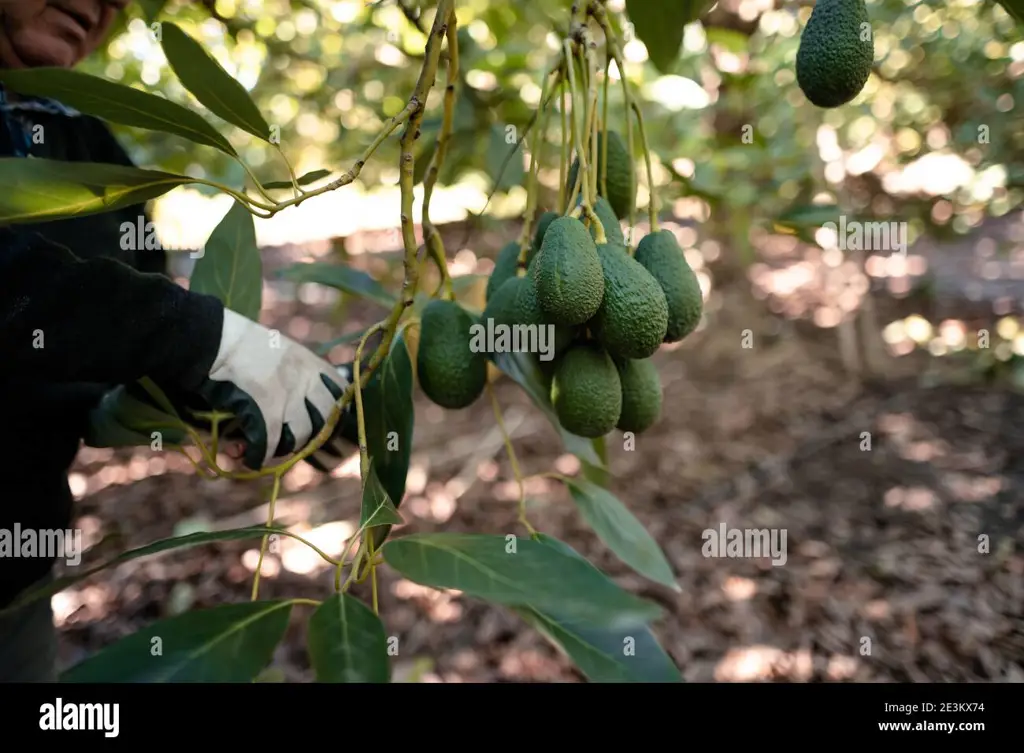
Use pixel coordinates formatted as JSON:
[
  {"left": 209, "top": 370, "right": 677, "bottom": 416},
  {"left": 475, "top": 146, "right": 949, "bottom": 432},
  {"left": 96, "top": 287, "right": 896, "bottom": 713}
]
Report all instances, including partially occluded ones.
[{"left": 0, "top": 89, "right": 225, "bottom": 606}]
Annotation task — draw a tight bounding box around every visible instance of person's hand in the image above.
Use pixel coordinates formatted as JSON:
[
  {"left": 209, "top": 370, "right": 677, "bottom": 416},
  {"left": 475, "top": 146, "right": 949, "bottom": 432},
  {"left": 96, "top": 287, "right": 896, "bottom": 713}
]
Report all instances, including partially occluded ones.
[
  {"left": 190, "top": 309, "right": 349, "bottom": 470},
  {"left": 222, "top": 363, "right": 360, "bottom": 472}
]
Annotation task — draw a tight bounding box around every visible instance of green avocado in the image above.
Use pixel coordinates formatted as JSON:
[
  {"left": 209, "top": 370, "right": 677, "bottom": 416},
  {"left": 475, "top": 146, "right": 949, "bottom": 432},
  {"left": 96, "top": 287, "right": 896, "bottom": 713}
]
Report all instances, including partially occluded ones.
[
  {"left": 417, "top": 299, "right": 487, "bottom": 409},
  {"left": 795, "top": 0, "right": 874, "bottom": 108},
  {"left": 486, "top": 240, "right": 526, "bottom": 301},
  {"left": 532, "top": 211, "right": 560, "bottom": 255},
  {"left": 482, "top": 275, "right": 573, "bottom": 360},
  {"left": 614, "top": 357, "right": 663, "bottom": 434},
  {"left": 577, "top": 195, "right": 625, "bottom": 246},
  {"left": 590, "top": 242, "right": 669, "bottom": 360},
  {"left": 481, "top": 275, "right": 521, "bottom": 331},
  {"left": 567, "top": 130, "right": 635, "bottom": 220},
  {"left": 533, "top": 216, "right": 605, "bottom": 327},
  {"left": 511, "top": 273, "right": 574, "bottom": 358},
  {"left": 551, "top": 343, "right": 622, "bottom": 438},
  {"left": 633, "top": 230, "right": 703, "bottom": 343}
]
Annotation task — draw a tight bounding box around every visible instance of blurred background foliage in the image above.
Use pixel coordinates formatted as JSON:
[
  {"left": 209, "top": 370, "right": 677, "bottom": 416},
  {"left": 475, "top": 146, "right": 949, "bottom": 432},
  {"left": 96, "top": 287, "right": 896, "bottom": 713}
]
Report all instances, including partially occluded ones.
[{"left": 82, "top": 0, "right": 1023, "bottom": 268}]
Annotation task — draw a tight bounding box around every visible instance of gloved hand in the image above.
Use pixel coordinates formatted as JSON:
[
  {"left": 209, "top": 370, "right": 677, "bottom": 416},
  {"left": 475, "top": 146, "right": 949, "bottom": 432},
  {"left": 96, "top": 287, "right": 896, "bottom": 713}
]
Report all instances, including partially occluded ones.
[{"left": 189, "top": 308, "right": 350, "bottom": 470}]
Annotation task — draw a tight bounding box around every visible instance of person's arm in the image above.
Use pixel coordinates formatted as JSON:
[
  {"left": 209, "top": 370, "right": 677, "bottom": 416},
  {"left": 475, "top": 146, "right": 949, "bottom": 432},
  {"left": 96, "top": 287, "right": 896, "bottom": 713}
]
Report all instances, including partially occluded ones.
[
  {"left": 0, "top": 226, "right": 222, "bottom": 390},
  {"left": 83, "top": 115, "right": 170, "bottom": 278},
  {"left": 2, "top": 225, "right": 352, "bottom": 470}
]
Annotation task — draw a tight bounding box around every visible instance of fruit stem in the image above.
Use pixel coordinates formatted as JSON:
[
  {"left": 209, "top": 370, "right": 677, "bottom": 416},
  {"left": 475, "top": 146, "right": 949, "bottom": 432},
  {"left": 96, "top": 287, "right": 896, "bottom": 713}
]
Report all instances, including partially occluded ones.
[
  {"left": 518, "top": 66, "right": 560, "bottom": 266},
  {"left": 558, "top": 73, "right": 569, "bottom": 213},
  {"left": 631, "top": 99, "right": 658, "bottom": 234},
  {"left": 423, "top": 16, "right": 460, "bottom": 300},
  {"left": 589, "top": 3, "right": 644, "bottom": 237},
  {"left": 585, "top": 32, "right": 602, "bottom": 208},
  {"left": 601, "top": 50, "right": 610, "bottom": 200},
  {"left": 250, "top": 470, "right": 282, "bottom": 601},
  {"left": 563, "top": 38, "right": 589, "bottom": 214},
  {"left": 487, "top": 382, "right": 537, "bottom": 536},
  {"left": 354, "top": 322, "right": 385, "bottom": 480},
  {"left": 371, "top": 563, "right": 380, "bottom": 615}
]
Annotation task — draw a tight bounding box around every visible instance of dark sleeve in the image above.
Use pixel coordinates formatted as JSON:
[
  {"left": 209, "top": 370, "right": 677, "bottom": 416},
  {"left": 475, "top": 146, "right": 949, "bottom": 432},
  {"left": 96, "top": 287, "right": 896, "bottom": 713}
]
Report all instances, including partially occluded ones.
[
  {"left": 0, "top": 226, "right": 224, "bottom": 391},
  {"left": 84, "top": 116, "right": 169, "bottom": 277}
]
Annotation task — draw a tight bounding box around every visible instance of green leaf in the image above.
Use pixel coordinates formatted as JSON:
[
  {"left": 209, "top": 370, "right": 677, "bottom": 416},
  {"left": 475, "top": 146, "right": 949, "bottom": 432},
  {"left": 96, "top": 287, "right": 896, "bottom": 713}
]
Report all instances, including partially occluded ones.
[
  {"left": 522, "top": 534, "right": 681, "bottom": 683},
  {"left": 582, "top": 436, "right": 611, "bottom": 487},
  {"left": 83, "top": 384, "right": 188, "bottom": 449},
  {"left": 0, "top": 68, "right": 236, "bottom": 156},
  {"left": 364, "top": 331, "right": 416, "bottom": 551},
  {"left": 159, "top": 23, "right": 270, "bottom": 141},
  {"left": 0, "top": 527, "right": 292, "bottom": 615},
  {"left": 562, "top": 477, "right": 678, "bottom": 592},
  {"left": 0, "top": 158, "right": 193, "bottom": 224},
  {"left": 262, "top": 169, "right": 332, "bottom": 190},
  {"left": 382, "top": 532, "right": 662, "bottom": 629},
  {"left": 277, "top": 262, "right": 397, "bottom": 308},
  {"left": 486, "top": 123, "right": 526, "bottom": 193},
  {"left": 360, "top": 462, "right": 404, "bottom": 530},
  {"left": 624, "top": 0, "right": 714, "bottom": 74},
  {"left": 137, "top": 0, "right": 167, "bottom": 23},
  {"left": 307, "top": 594, "right": 391, "bottom": 683},
  {"left": 136, "top": 376, "right": 181, "bottom": 420},
  {"left": 61, "top": 601, "right": 293, "bottom": 682},
  {"left": 515, "top": 606, "right": 680, "bottom": 682},
  {"left": 190, "top": 199, "right": 262, "bottom": 321},
  {"left": 492, "top": 350, "right": 604, "bottom": 468},
  {"left": 998, "top": 1, "right": 1024, "bottom": 26}
]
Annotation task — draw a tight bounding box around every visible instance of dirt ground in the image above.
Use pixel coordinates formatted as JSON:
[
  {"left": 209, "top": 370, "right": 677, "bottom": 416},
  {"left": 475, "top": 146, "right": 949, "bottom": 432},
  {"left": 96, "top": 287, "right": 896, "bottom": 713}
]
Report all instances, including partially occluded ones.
[{"left": 54, "top": 220, "right": 1024, "bottom": 683}]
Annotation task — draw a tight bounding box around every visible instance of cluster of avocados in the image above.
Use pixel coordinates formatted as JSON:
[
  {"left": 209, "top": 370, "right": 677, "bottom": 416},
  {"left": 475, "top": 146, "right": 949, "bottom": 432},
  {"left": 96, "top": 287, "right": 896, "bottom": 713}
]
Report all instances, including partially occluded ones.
[{"left": 416, "top": 129, "right": 704, "bottom": 441}]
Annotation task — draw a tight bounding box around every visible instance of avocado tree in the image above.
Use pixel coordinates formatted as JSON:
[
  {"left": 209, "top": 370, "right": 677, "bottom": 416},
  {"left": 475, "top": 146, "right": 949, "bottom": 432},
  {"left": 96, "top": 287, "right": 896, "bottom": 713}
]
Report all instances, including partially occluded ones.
[{"left": 0, "top": 0, "right": 1020, "bottom": 683}]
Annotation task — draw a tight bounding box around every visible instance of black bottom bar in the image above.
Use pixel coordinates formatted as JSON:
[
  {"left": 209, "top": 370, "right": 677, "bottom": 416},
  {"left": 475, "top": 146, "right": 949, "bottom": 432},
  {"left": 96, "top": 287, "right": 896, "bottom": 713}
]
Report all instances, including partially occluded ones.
[{"left": 2, "top": 682, "right": 1006, "bottom": 742}]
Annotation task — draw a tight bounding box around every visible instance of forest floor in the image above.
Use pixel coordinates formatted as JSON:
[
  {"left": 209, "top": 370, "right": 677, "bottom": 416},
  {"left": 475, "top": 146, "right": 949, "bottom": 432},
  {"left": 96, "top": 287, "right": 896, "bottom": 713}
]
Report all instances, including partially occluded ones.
[{"left": 54, "top": 217, "right": 1024, "bottom": 682}]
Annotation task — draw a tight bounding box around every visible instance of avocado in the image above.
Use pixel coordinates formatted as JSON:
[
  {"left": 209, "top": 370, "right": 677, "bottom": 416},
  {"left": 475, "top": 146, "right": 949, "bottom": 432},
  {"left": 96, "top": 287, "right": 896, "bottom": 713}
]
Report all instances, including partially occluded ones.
[
  {"left": 574, "top": 195, "right": 625, "bottom": 245},
  {"left": 417, "top": 299, "right": 487, "bottom": 409},
  {"left": 486, "top": 240, "right": 525, "bottom": 301},
  {"left": 614, "top": 357, "right": 663, "bottom": 434},
  {"left": 590, "top": 242, "right": 669, "bottom": 360},
  {"left": 533, "top": 216, "right": 605, "bottom": 326},
  {"left": 538, "top": 351, "right": 559, "bottom": 389},
  {"left": 532, "top": 211, "right": 560, "bottom": 254},
  {"left": 511, "top": 274, "right": 574, "bottom": 357},
  {"left": 551, "top": 343, "right": 622, "bottom": 438},
  {"left": 481, "top": 275, "right": 521, "bottom": 331},
  {"left": 634, "top": 230, "right": 703, "bottom": 343},
  {"left": 795, "top": 0, "right": 873, "bottom": 108},
  {"left": 481, "top": 275, "right": 573, "bottom": 361},
  {"left": 567, "top": 130, "right": 635, "bottom": 220},
  {"left": 590, "top": 196, "right": 625, "bottom": 245}
]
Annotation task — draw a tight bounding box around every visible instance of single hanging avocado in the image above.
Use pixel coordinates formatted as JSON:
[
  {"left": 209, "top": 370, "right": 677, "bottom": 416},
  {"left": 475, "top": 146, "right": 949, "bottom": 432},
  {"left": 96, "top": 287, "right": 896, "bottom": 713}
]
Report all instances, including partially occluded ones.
[{"left": 795, "top": 0, "right": 874, "bottom": 108}]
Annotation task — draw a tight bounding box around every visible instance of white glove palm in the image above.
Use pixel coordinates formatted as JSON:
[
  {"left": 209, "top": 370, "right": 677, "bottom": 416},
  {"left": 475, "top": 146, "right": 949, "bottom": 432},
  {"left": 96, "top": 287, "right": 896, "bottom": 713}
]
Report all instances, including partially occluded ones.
[{"left": 199, "top": 309, "right": 347, "bottom": 469}]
